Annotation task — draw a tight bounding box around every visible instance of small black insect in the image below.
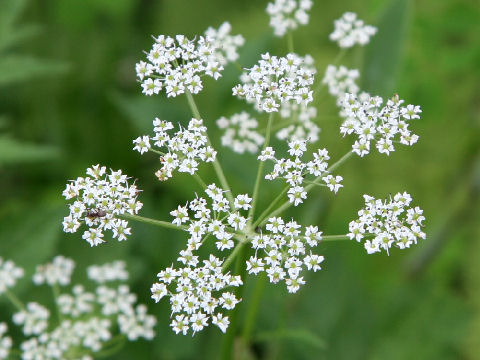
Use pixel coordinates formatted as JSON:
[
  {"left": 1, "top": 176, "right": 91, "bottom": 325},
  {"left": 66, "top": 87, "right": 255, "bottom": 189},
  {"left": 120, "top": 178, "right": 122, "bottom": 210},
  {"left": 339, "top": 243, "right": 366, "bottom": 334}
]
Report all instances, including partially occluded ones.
[{"left": 85, "top": 208, "right": 107, "bottom": 219}]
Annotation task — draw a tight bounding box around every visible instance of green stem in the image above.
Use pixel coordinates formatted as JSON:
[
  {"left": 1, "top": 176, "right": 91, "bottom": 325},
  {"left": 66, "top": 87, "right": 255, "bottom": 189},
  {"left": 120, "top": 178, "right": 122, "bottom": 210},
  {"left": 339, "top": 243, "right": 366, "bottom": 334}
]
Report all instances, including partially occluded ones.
[
  {"left": 252, "top": 185, "right": 289, "bottom": 229},
  {"left": 221, "top": 244, "right": 247, "bottom": 360},
  {"left": 322, "top": 234, "right": 351, "bottom": 242},
  {"left": 52, "top": 284, "right": 63, "bottom": 322},
  {"left": 248, "top": 112, "right": 275, "bottom": 224},
  {"left": 95, "top": 335, "right": 126, "bottom": 358},
  {"left": 120, "top": 214, "right": 186, "bottom": 231},
  {"left": 4, "top": 289, "right": 25, "bottom": 311},
  {"left": 258, "top": 151, "right": 354, "bottom": 227},
  {"left": 149, "top": 148, "right": 165, "bottom": 156},
  {"left": 314, "top": 48, "right": 347, "bottom": 95},
  {"left": 193, "top": 173, "right": 208, "bottom": 190},
  {"left": 287, "top": 31, "right": 294, "bottom": 53},
  {"left": 241, "top": 273, "right": 267, "bottom": 354},
  {"left": 222, "top": 242, "right": 246, "bottom": 272},
  {"left": 184, "top": 90, "right": 235, "bottom": 206}
]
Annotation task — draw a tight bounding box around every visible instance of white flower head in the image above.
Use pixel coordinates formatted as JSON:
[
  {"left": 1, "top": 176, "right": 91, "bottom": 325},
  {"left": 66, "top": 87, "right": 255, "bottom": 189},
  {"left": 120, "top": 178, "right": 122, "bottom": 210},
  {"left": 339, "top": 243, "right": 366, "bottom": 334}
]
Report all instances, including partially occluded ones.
[
  {"left": 348, "top": 193, "right": 426, "bottom": 254},
  {"left": 33, "top": 256, "right": 75, "bottom": 286},
  {"left": 329, "top": 12, "right": 377, "bottom": 48},
  {"left": 0, "top": 258, "right": 23, "bottom": 294},
  {"left": 136, "top": 35, "right": 223, "bottom": 97},
  {"left": 233, "top": 53, "right": 315, "bottom": 113},
  {"left": 217, "top": 112, "right": 264, "bottom": 154},
  {"left": 340, "top": 93, "right": 421, "bottom": 157},
  {"left": 204, "top": 22, "right": 245, "bottom": 66},
  {"left": 62, "top": 165, "right": 142, "bottom": 246},
  {"left": 266, "top": 0, "right": 313, "bottom": 37}
]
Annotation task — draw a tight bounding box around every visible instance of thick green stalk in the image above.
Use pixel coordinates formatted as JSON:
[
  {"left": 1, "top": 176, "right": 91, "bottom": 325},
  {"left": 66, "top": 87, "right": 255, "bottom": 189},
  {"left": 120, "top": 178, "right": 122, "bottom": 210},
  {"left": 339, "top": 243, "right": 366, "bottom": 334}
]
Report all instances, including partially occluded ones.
[
  {"left": 241, "top": 273, "right": 267, "bottom": 355},
  {"left": 184, "top": 90, "right": 235, "bottom": 206},
  {"left": 248, "top": 112, "right": 275, "bottom": 224}
]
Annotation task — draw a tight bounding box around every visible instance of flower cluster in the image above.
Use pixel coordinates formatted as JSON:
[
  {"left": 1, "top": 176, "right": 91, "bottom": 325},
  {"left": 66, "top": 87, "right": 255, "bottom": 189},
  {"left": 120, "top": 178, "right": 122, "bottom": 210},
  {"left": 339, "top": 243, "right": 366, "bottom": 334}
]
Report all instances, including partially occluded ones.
[
  {"left": 150, "top": 185, "right": 250, "bottom": 335},
  {"left": 259, "top": 140, "right": 343, "bottom": 206},
  {"left": 136, "top": 35, "right": 223, "bottom": 97},
  {"left": 248, "top": 217, "right": 324, "bottom": 293},
  {"left": 329, "top": 12, "right": 377, "bottom": 48},
  {"left": 277, "top": 102, "right": 320, "bottom": 142},
  {"left": 322, "top": 65, "right": 360, "bottom": 105},
  {"left": 62, "top": 165, "right": 143, "bottom": 246},
  {"left": 0, "top": 257, "right": 24, "bottom": 294},
  {"left": 151, "top": 254, "right": 242, "bottom": 335},
  {"left": 32, "top": 255, "right": 74, "bottom": 286},
  {"left": 133, "top": 118, "right": 217, "bottom": 180},
  {"left": 87, "top": 260, "right": 129, "bottom": 283},
  {"left": 204, "top": 22, "right": 245, "bottom": 66},
  {"left": 0, "top": 257, "right": 156, "bottom": 359},
  {"left": 233, "top": 53, "right": 315, "bottom": 112},
  {"left": 266, "top": 0, "right": 313, "bottom": 37},
  {"left": 170, "top": 184, "right": 251, "bottom": 251},
  {"left": 348, "top": 193, "right": 426, "bottom": 254},
  {"left": 216, "top": 112, "right": 265, "bottom": 154},
  {"left": 340, "top": 93, "right": 421, "bottom": 156}
]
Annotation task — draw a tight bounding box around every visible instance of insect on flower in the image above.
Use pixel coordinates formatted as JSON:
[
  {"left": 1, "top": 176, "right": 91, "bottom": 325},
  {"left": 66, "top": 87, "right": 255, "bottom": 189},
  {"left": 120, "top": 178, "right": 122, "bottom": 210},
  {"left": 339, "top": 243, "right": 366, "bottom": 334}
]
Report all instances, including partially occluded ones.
[{"left": 85, "top": 208, "right": 107, "bottom": 219}]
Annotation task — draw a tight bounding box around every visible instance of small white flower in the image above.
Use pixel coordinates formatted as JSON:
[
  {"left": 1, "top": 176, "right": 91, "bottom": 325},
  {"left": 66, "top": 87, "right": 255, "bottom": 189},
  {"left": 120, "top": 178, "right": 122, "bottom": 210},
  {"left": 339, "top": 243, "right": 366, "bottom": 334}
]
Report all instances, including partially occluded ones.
[
  {"left": 322, "top": 175, "right": 343, "bottom": 194},
  {"left": 133, "top": 136, "right": 151, "bottom": 154}
]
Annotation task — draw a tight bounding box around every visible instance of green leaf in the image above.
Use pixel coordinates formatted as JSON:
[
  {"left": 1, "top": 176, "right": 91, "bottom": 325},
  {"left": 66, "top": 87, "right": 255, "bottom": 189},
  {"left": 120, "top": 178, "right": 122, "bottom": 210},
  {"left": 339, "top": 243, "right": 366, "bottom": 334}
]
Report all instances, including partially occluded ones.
[
  {"left": 0, "top": 24, "right": 42, "bottom": 53},
  {"left": 0, "top": 202, "right": 64, "bottom": 294},
  {"left": 256, "top": 328, "right": 327, "bottom": 350},
  {"left": 0, "top": 0, "right": 28, "bottom": 34},
  {"left": 0, "top": 55, "right": 69, "bottom": 86},
  {"left": 0, "top": 135, "right": 59, "bottom": 166},
  {"left": 362, "top": 0, "right": 410, "bottom": 96}
]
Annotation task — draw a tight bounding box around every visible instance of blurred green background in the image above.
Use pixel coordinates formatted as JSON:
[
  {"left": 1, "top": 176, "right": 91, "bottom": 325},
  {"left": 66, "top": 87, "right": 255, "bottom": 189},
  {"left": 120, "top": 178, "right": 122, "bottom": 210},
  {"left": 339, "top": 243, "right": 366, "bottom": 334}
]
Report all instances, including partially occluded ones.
[{"left": 0, "top": 0, "right": 479, "bottom": 359}]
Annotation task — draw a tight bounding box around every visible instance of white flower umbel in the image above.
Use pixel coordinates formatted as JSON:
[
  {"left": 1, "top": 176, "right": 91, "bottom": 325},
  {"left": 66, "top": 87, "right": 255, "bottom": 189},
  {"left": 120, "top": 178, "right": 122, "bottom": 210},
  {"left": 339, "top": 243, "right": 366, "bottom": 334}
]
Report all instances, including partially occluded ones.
[
  {"left": 266, "top": 0, "right": 313, "bottom": 37},
  {"left": 216, "top": 112, "right": 265, "bottom": 154},
  {"left": 87, "top": 260, "right": 129, "bottom": 284},
  {"left": 204, "top": 22, "right": 245, "bottom": 66},
  {"left": 0, "top": 256, "right": 156, "bottom": 359},
  {"left": 341, "top": 93, "right": 421, "bottom": 157},
  {"left": 329, "top": 12, "right": 377, "bottom": 48},
  {"left": 136, "top": 35, "right": 223, "bottom": 97},
  {"left": 0, "top": 258, "right": 24, "bottom": 294},
  {"left": 233, "top": 53, "right": 315, "bottom": 113},
  {"left": 259, "top": 140, "right": 342, "bottom": 206},
  {"left": 13, "top": 302, "right": 50, "bottom": 336},
  {"left": 33, "top": 255, "right": 75, "bottom": 286},
  {"left": 276, "top": 102, "right": 320, "bottom": 143},
  {"left": 0, "top": 323, "right": 12, "bottom": 360},
  {"left": 248, "top": 218, "right": 324, "bottom": 293},
  {"left": 133, "top": 118, "right": 217, "bottom": 181},
  {"left": 169, "top": 184, "right": 250, "bottom": 251},
  {"left": 62, "top": 165, "right": 143, "bottom": 246},
  {"left": 322, "top": 65, "right": 360, "bottom": 105},
  {"left": 348, "top": 193, "right": 426, "bottom": 254},
  {"left": 151, "top": 254, "right": 242, "bottom": 335}
]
